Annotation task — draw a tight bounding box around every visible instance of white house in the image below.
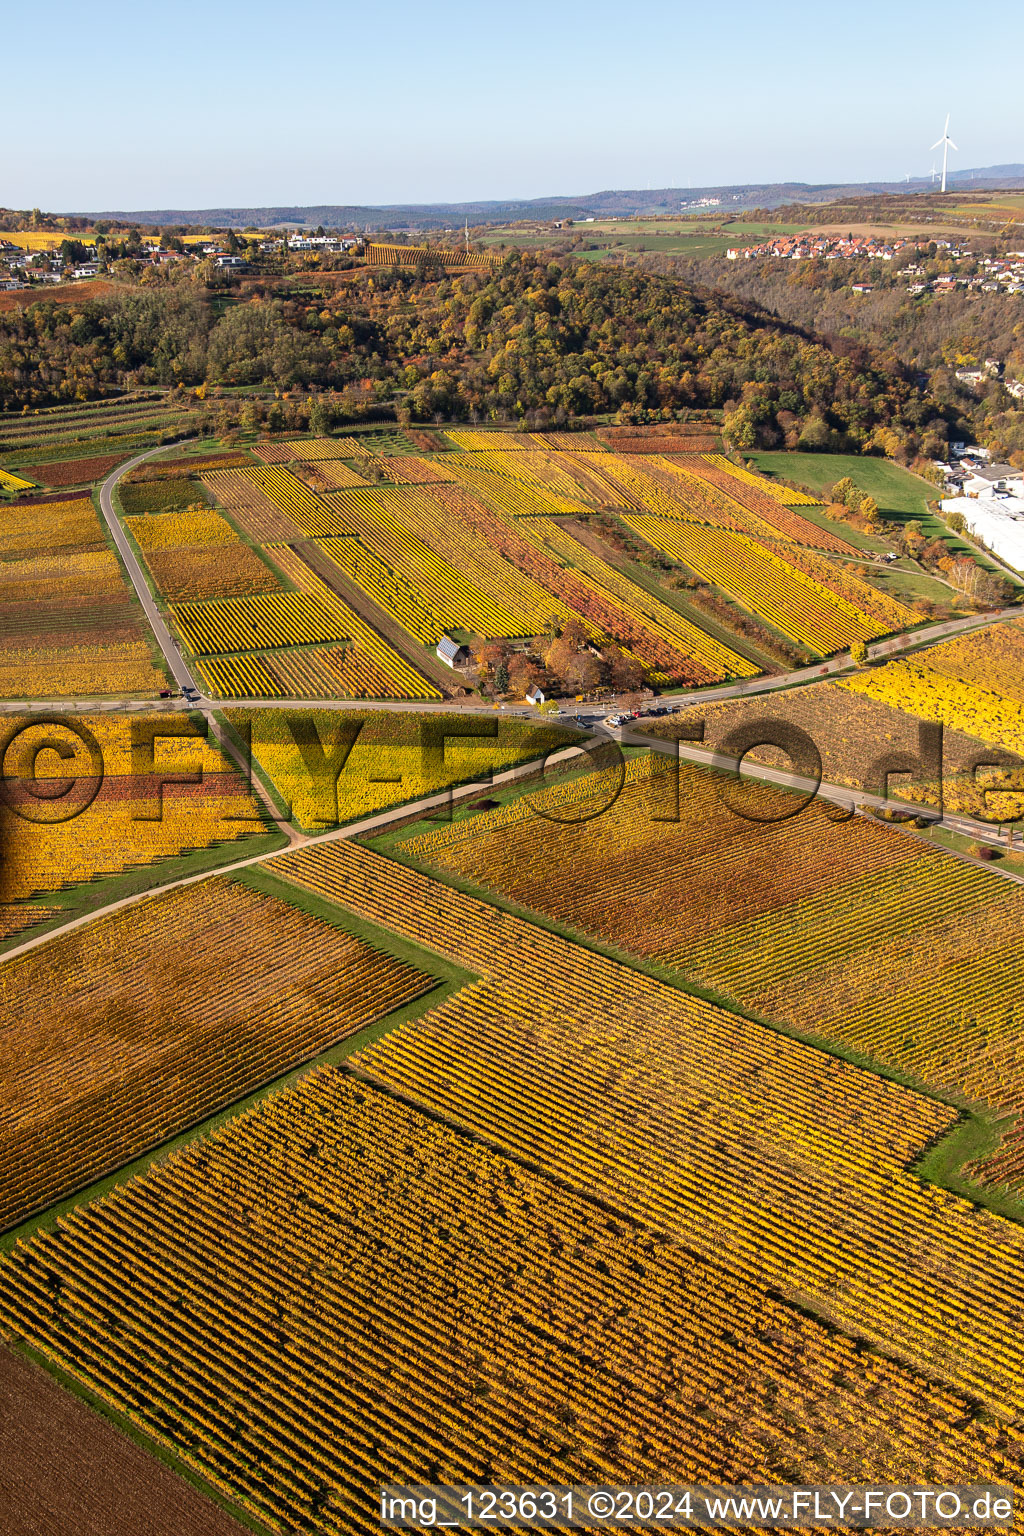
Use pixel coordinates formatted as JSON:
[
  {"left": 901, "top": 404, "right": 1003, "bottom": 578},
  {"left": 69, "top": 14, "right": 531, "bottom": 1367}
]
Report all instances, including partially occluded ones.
[
  {"left": 962, "top": 464, "right": 1024, "bottom": 498},
  {"left": 436, "top": 635, "right": 469, "bottom": 667}
]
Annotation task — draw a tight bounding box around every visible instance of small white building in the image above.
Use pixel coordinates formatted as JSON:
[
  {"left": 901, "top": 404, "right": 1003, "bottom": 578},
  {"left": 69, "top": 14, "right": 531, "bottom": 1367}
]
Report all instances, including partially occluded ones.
[
  {"left": 525, "top": 685, "right": 546, "bottom": 706},
  {"left": 436, "top": 635, "right": 469, "bottom": 667}
]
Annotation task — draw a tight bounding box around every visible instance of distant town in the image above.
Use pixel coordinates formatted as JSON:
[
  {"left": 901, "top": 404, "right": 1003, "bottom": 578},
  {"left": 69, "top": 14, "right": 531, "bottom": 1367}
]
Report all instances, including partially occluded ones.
[
  {"left": 726, "top": 232, "right": 1024, "bottom": 292},
  {"left": 0, "top": 232, "right": 365, "bottom": 291}
]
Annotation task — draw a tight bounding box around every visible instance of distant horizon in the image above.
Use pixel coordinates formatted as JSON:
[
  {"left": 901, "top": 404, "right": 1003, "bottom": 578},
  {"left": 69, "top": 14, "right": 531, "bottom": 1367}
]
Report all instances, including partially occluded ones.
[
  {"left": 39, "top": 164, "right": 1024, "bottom": 226},
  {"left": 20, "top": 151, "right": 1024, "bottom": 218},
  {"left": 5, "top": 0, "right": 1021, "bottom": 209}
]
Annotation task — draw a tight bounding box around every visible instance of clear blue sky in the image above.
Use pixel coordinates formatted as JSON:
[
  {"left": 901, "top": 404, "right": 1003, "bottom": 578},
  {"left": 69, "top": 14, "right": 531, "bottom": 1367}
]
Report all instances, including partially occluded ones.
[{"left": 6, "top": 0, "right": 1022, "bottom": 211}]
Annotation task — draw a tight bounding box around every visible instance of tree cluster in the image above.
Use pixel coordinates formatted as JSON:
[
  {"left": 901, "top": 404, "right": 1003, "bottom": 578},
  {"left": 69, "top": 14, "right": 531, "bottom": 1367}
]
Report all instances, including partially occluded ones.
[
  {"left": 473, "top": 619, "right": 644, "bottom": 700},
  {"left": 0, "top": 252, "right": 947, "bottom": 451},
  {"left": 829, "top": 476, "right": 880, "bottom": 525}
]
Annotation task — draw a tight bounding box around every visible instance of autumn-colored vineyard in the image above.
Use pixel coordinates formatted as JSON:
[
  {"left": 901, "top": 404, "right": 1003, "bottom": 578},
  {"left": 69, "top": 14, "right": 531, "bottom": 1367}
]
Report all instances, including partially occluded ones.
[
  {"left": 922, "top": 617, "right": 1024, "bottom": 701},
  {"left": 24, "top": 453, "right": 128, "bottom": 487},
  {"left": 0, "top": 712, "right": 265, "bottom": 906},
  {"left": 623, "top": 515, "right": 904, "bottom": 653},
  {"left": 0, "top": 400, "right": 1018, "bottom": 1536},
  {"left": 364, "top": 242, "right": 494, "bottom": 270},
  {"left": 701, "top": 451, "right": 822, "bottom": 505},
  {"left": 647, "top": 675, "right": 1024, "bottom": 821},
  {"left": 402, "top": 753, "right": 1024, "bottom": 1187},
  {"left": 253, "top": 436, "right": 371, "bottom": 463},
  {"left": 265, "top": 837, "right": 1024, "bottom": 1419},
  {"left": 598, "top": 422, "right": 722, "bottom": 453},
  {"left": 126, "top": 508, "right": 239, "bottom": 549},
  {"left": 0, "top": 494, "right": 165, "bottom": 697},
  {"left": 2, "top": 1066, "right": 1021, "bottom": 1536},
  {"left": 0, "top": 876, "right": 431, "bottom": 1230},
  {"left": 224, "top": 707, "right": 581, "bottom": 830},
  {"left": 180, "top": 433, "right": 921, "bottom": 698},
  {"left": 0, "top": 468, "right": 35, "bottom": 492},
  {"left": 842, "top": 624, "right": 1024, "bottom": 759}
]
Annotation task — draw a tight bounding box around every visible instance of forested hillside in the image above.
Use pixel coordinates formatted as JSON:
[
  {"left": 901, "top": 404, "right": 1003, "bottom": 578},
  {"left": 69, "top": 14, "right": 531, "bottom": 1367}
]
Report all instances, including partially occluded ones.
[
  {"left": 661, "top": 253, "right": 1024, "bottom": 460},
  {"left": 0, "top": 255, "right": 952, "bottom": 459}
]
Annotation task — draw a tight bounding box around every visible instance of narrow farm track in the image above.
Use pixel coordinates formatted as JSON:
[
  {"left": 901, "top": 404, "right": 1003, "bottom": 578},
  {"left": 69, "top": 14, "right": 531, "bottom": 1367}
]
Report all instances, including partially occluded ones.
[{"left": 98, "top": 446, "right": 301, "bottom": 842}]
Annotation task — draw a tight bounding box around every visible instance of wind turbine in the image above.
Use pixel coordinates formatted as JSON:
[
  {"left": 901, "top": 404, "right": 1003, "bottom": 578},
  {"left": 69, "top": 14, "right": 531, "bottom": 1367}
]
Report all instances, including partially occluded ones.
[
  {"left": 930, "top": 163, "right": 939, "bottom": 185},
  {"left": 931, "top": 114, "right": 957, "bottom": 193}
]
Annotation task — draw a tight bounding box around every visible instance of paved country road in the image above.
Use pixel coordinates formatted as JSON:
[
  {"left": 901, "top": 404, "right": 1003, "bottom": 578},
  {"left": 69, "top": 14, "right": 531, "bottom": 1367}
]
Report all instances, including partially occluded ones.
[
  {"left": 98, "top": 445, "right": 298, "bottom": 838},
  {"left": 98, "top": 445, "right": 203, "bottom": 695}
]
